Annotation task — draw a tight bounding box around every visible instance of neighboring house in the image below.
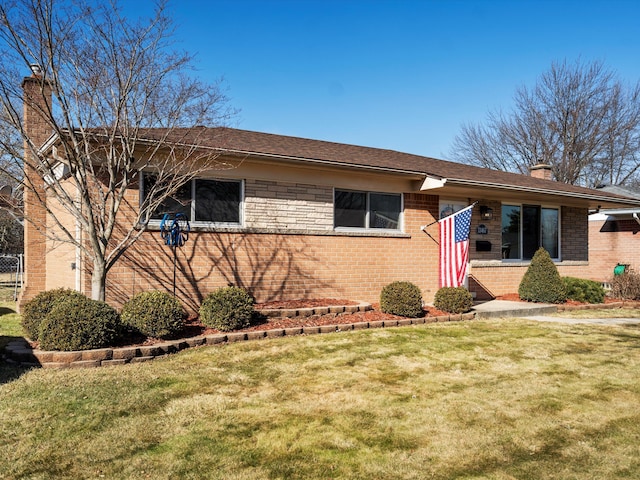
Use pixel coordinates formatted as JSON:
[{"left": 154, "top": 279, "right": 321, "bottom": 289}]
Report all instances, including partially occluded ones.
[
  {"left": 588, "top": 185, "right": 640, "bottom": 283},
  {"left": 19, "top": 73, "right": 640, "bottom": 311}
]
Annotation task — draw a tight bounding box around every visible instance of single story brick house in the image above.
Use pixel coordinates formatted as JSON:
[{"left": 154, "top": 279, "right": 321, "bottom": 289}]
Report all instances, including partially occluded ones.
[
  {"left": 20, "top": 75, "right": 640, "bottom": 312},
  {"left": 588, "top": 185, "right": 640, "bottom": 283}
]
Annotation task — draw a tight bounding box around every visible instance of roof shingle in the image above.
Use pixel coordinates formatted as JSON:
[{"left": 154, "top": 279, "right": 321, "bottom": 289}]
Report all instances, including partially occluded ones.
[{"left": 137, "top": 127, "right": 640, "bottom": 207}]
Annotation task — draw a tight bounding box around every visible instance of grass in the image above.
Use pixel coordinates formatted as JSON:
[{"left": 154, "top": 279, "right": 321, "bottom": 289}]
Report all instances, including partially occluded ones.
[
  {"left": 0, "top": 283, "right": 19, "bottom": 302},
  {"left": 0, "top": 300, "right": 22, "bottom": 349},
  {"left": 2, "top": 305, "right": 640, "bottom": 479},
  {"left": 554, "top": 307, "right": 640, "bottom": 319}
]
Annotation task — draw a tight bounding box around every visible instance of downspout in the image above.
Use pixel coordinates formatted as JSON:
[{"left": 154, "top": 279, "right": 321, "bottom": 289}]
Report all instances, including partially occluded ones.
[
  {"left": 75, "top": 217, "right": 81, "bottom": 291},
  {"left": 75, "top": 191, "right": 82, "bottom": 292},
  {"left": 633, "top": 212, "right": 640, "bottom": 226}
]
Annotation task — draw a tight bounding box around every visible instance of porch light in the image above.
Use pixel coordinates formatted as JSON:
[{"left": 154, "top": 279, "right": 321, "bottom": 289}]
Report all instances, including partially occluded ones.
[{"left": 480, "top": 206, "right": 493, "bottom": 221}]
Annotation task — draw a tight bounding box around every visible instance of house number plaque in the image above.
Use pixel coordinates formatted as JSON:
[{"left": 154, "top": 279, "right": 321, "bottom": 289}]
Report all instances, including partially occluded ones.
[{"left": 476, "top": 224, "right": 488, "bottom": 234}]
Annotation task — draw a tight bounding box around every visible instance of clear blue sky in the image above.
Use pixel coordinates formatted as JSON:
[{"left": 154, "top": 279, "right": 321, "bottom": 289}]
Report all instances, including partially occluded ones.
[{"left": 135, "top": 0, "right": 640, "bottom": 160}]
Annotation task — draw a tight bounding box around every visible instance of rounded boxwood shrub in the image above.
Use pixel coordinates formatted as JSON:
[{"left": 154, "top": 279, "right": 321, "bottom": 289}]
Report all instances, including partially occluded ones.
[
  {"left": 199, "top": 286, "right": 254, "bottom": 332},
  {"left": 380, "top": 281, "right": 423, "bottom": 317},
  {"left": 21, "top": 288, "right": 85, "bottom": 340},
  {"left": 121, "top": 291, "right": 185, "bottom": 338},
  {"left": 433, "top": 286, "right": 473, "bottom": 314},
  {"left": 562, "top": 276, "right": 605, "bottom": 304},
  {"left": 38, "top": 295, "right": 121, "bottom": 351},
  {"left": 518, "top": 248, "right": 567, "bottom": 304}
]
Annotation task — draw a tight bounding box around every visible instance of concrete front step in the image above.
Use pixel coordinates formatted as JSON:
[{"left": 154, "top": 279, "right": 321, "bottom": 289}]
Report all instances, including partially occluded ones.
[{"left": 473, "top": 300, "right": 558, "bottom": 319}]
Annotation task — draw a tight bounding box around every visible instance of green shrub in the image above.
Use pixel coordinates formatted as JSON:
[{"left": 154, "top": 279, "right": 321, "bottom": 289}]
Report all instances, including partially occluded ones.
[
  {"left": 610, "top": 272, "right": 640, "bottom": 300},
  {"left": 380, "top": 281, "right": 423, "bottom": 317},
  {"left": 562, "top": 277, "right": 605, "bottom": 304},
  {"left": 433, "top": 286, "right": 474, "bottom": 314},
  {"left": 518, "top": 248, "right": 567, "bottom": 304},
  {"left": 38, "top": 296, "right": 121, "bottom": 351},
  {"left": 199, "top": 286, "right": 254, "bottom": 331},
  {"left": 21, "top": 288, "right": 85, "bottom": 340},
  {"left": 121, "top": 291, "right": 185, "bottom": 338}
]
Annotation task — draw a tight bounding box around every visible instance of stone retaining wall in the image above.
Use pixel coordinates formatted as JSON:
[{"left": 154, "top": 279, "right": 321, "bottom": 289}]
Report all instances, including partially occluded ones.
[
  {"left": 256, "top": 302, "right": 372, "bottom": 318},
  {"left": 3, "top": 311, "right": 476, "bottom": 369}
]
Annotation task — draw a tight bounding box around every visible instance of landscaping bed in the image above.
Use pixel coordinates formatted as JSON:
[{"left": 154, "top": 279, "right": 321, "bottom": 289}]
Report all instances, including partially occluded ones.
[
  {"left": 496, "top": 292, "right": 640, "bottom": 309},
  {"left": 11, "top": 294, "right": 637, "bottom": 370},
  {"left": 4, "top": 299, "right": 456, "bottom": 369}
]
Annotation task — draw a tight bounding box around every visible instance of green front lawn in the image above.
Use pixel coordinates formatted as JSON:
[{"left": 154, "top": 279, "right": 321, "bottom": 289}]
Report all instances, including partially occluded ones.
[{"left": 1, "top": 306, "right": 640, "bottom": 479}]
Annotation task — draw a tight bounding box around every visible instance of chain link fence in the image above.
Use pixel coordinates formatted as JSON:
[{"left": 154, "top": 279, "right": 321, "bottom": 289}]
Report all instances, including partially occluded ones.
[{"left": 0, "top": 254, "right": 23, "bottom": 301}]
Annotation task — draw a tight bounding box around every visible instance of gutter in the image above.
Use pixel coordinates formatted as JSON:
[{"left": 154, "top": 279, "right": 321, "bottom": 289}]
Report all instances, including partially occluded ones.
[
  {"left": 41, "top": 130, "right": 640, "bottom": 208},
  {"left": 219, "top": 148, "right": 428, "bottom": 177},
  {"left": 433, "top": 177, "right": 640, "bottom": 208},
  {"left": 43, "top": 131, "right": 428, "bottom": 178}
]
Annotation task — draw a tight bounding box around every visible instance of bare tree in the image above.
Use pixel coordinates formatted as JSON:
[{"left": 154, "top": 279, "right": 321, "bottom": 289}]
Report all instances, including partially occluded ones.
[
  {"left": 451, "top": 59, "right": 640, "bottom": 187},
  {"left": 0, "top": 0, "right": 235, "bottom": 300}
]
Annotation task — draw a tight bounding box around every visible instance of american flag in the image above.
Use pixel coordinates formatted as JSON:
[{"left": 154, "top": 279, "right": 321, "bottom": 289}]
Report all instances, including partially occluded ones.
[{"left": 439, "top": 204, "right": 474, "bottom": 288}]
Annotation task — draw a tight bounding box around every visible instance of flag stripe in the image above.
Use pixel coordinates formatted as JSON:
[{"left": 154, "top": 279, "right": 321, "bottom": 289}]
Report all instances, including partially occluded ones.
[{"left": 438, "top": 205, "right": 473, "bottom": 288}]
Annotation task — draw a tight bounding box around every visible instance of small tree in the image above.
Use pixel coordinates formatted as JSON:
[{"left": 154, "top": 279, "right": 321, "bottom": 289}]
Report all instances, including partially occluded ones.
[
  {"left": 0, "top": 0, "right": 235, "bottom": 300},
  {"left": 518, "top": 248, "right": 567, "bottom": 303}
]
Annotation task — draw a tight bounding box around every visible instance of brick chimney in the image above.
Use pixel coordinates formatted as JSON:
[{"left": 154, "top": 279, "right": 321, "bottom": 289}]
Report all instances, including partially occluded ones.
[
  {"left": 529, "top": 163, "right": 553, "bottom": 181},
  {"left": 18, "top": 66, "right": 52, "bottom": 310}
]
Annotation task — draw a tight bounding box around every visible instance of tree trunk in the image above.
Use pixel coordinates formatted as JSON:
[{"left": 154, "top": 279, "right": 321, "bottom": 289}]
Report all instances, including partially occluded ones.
[{"left": 91, "top": 259, "right": 107, "bottom": 302}]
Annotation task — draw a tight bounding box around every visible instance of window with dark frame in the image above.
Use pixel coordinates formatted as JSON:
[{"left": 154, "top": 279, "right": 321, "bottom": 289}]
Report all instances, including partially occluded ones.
[
  {"left": 142, "top": 174, "right": 242, "bottom": 224},
  {"left": 334, "top": 189, "right": 401, "bottom": 230},
  {"left": 501, "top": 204, "right": 559, "bottom": 260}
]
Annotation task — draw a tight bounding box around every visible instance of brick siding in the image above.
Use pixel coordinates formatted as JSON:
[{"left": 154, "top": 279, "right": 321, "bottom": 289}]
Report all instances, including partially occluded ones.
[
  {"left": 561, "top": 206, "right": 589, "bottom": 261},
  {"left": 18, "top": 76, "right": 52, "bottom": 310},
  {"left": 469, "top": 205, "right": 589, "bottom": 297},
  {"left": 101, "top": 190, "right": 440, "bottom": 313},
  {"left": 586, "top": 218, "right": 640, "bottom": 282},
  {"left": 40, "top": 175, "right": 594, "bottom": 311},
  {"left": 45, "top": 187, "right": 77, "bottom": 290}
]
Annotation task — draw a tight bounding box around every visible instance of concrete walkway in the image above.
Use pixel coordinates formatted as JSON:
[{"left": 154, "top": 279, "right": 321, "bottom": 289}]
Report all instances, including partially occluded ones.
[
  {"left": 473, "top": 300, "right": 640, "bottom": 325},
  {"left": 473, "top": 300, "right": 557, "bottom": 319}
]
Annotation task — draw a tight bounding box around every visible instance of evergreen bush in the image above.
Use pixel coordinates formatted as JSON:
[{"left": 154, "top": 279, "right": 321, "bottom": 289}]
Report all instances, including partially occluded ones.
[
  {"left": 433, "top": 286, "right": 474, "bottom": 314},
  {"left": 199, "top": 286, "right": 254, "bottom": 331},
  {"left": 518, "top": 248, "right": 567, "bottom": 303},
  {"left": 121, "top": 291, "right": 185, "bottom": 338},
  {"left": 380, "top": 281, "right": 423, "bottom": 317},
  {"left": 562, "top": 277, "right": 605, "bottom": 303},
  {"left": 38, "top": 295, "right": 121, "bottom": 351},
  {"left": 21, "top": 288, "right": 85, "bottom": 340}
]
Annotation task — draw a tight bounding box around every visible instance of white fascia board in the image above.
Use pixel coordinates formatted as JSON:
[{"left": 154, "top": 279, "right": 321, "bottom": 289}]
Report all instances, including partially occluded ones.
[
  {"left": 597, "top": 208, "right": 640, "bottom": 216},
  {"left": 420, "top": 175, "right": 447, "bottom": 190},
  {"left": 444, "top": 178, "right": 640, "bottom": 207}
]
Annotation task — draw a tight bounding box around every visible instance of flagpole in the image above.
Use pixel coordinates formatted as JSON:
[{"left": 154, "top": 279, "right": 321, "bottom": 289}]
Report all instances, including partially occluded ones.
[
  {"left": 420, "top": 201, "right": 478, "bottom": 231},
  {"left": 436, "top": 201, "right": 477, "bottom": 289}
]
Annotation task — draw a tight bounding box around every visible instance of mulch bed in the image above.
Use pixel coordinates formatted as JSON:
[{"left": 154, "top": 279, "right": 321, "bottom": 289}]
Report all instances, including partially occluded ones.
[
  {"left": 188, "top": 301, "right": 449, "bottom": 335},
  {"left": 118, "top": 294, "right": 639, "bottom": 348},
  {"left": 27, "top": 296, "right": 640, "bottom": 351},
  {"left": 26, "top": 299, "right": 449, "bottom": 350},
  {"left": 254, "top": 298, "right": 359, "bottom": 310},
  {"left": 121, "top": 300, "right": 450, "bottom": 347}
]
